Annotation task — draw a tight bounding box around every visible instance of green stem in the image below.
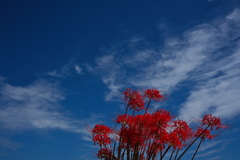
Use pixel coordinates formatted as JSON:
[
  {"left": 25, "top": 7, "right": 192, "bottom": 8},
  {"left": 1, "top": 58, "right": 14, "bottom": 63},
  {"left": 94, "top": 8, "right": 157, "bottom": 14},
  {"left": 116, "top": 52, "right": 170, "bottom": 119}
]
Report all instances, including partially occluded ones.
[
  {"left": 177, "top": 125, "right": 210, "bottom": 160},
  {"left": 132, "top": 109, "right": 136, "bottom": 116},
  {"left": 174, "top": 149, "right": 179, "bottom": 160},
  {"left": 121, "top": 148, "right": 126, "bottom": 160},
  {"left": 191, "top": 138, "right": 203, "bottom": 160},
  {"left": 169, "top": 149, "right": 174, "bottom": 160},
  {"left": 161, "top": 146, "right": 171, "bottom": 159},
  {"left": 112, "top": 140, "right": 116, "bottom": 157},
  {"left": 147, "top": 142, "right": 155, "bottom": 160},
  {"left": 144, "top": 99, "right": 152, "bottom": 115},
  {"left": 127, "top": 137, "right": 131, "bottom": 160},
  {"left": 132, "top": 143, "right": 139, "bottom": 160},
  {"left": 117, "top": 137, "right": 122, "bottom": 160},
  {"left": 124, "top": 104, "right": 130, "bottom": 115}
]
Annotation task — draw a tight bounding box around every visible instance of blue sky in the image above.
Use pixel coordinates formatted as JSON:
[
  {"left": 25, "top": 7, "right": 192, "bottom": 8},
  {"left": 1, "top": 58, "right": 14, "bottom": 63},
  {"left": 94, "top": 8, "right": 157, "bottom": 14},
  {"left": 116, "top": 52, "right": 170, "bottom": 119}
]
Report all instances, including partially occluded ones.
[{"left": 0, "top": 0, "right": 240, "bottom": 160}]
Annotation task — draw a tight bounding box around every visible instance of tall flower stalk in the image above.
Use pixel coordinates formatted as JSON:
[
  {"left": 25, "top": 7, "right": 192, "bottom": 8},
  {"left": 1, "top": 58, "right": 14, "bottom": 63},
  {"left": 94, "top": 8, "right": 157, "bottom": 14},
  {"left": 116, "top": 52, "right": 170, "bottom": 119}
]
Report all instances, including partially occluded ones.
[{"left": 90, "top": 88, "right": 226, "bottom": 160}]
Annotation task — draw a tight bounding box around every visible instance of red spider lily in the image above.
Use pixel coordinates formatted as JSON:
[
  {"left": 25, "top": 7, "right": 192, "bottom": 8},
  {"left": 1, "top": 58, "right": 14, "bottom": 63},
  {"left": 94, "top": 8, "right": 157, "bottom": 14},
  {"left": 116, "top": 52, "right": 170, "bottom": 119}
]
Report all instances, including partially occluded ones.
[
  {"left": 90, "top": 88, "right": 226, "bottom": 160},
  {"left": 93, "top": 134, "right": 111, "bottom": 147},
  {"left": 116, "top": 114, "right": 133, "bottom": 127},
  {"left": 131, "top": 114, "right": 151, "bottom": 128},
  {"left": 177, "top": 115, "right": 226, "bottom": 160},
  {"left": 128, "top": 96, "right": 145, "bottom": 111},
  {"left": 190, "top": 128, "right": 218, "bottom": 160},
  {"left": 168, "top": 131, "right": 183, "bottom": 150},
  {"left": 153, "top": 128, "right": 170, "bottom": 147},
  {"left": 123, "top": 88, "right": 133, "bottom": 99},
  {"left": 144, "top": 89, "right": 164, "bottom": 101},
  {"left": 119, "top": 126, "right": 145, "bottom": 149},
  {"left": 97, "top": 148, "right": 116, "bottom": 160},
  {"left": 195, "top": 128, "right": 217, "bottom": 141},
  {"left": 92, "top": 124, "right": 112, "bottom": 136},
  {"left": 172, "top": 120, "right": 193, "bottom": 142},
  {"left": 201, "top": 114, "right": 226, "bottom": 130},
  {"left": 123, "top": 88, "right": 145, "bottom": 111},
  {"left": 151, "top": 109, "right": 173, "bottom": 129}
]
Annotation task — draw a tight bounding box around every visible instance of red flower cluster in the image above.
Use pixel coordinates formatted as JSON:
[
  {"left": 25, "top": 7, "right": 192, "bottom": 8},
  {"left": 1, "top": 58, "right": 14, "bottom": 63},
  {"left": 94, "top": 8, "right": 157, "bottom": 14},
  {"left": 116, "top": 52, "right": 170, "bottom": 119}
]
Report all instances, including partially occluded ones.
[
  {"left": 116, "top": 110, "right": 175, "bottom": 153},
  {"left": 195, "top": 128, "right": 216, "bottom": 141},
  {"left": 145, "top": 89, "right": 164, "bottom": 102},
  {"left": 201, "top": 114, "right": 226, "bottom": 130},
  {"left": 92, "top": 124, "right": 112, "bottom": 135},
  {"left": 92, "top": 124, "right": 112, "bottom": 148},
  {"left": 172, "top": 120, "right": 193, "bottom": 143},
  {"left": 97, "top": 148, "right": 115, "bottom": 160},
  {"left": 91, "top": 88, "right": 226, "bottom": 160},
  {"left": 124, "top": 88, "right": 145, "bottom": 111}
]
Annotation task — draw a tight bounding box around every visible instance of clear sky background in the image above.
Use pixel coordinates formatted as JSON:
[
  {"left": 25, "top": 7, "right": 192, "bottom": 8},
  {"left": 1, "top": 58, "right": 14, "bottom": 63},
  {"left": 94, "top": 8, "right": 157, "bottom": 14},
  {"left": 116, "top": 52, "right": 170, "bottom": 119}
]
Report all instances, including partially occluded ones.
[{"left": 0, "top": 0, "right": 240, "bottom": 160}]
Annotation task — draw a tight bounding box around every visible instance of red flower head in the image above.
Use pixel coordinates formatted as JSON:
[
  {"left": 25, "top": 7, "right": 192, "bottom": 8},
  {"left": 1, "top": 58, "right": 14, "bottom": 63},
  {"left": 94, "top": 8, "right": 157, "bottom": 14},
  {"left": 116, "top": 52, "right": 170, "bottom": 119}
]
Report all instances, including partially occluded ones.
[
  {"left": 92, "top": 124, "right": 112, "bottom": 136},
  {"left": 124, "top": 88, "right": 133, "bottom": 99},
  {"left": 123, "top": 88, "right": 145, "bottom": 111},
  {"left": 168, "top": 131, "right": 182, "bottom": 150},
  {"left": 116, "top": 114, "right": 133, "bottom": 125},
  {"left": 152, "top": 109, "right": 172, "bottom": 129},
  {"left": 130, "top": 114, "right": 153, "bottom": 132},
  {"left": 195, "top": 127, "right": 217, "bottom": 141},
  {"left": 144, "top": 89, "right": 164, "bottom": 102},
  {"left": 173, "top": 120, "right": 193, "bottom": 142},
  {"left": 93, "top": 134, "right": 111, "bottom": 147},
  {"left": 119, "top": 125, "right": 144, "bottom": 149},
  {"left": 154, "top": 128, "right": 170, "bottom": 146},
  {"left": 97, "top": 148, "right": 115, "bottom": 160},
  {"left": 201, "top": 114, "right": 226, "bottom": 130}
]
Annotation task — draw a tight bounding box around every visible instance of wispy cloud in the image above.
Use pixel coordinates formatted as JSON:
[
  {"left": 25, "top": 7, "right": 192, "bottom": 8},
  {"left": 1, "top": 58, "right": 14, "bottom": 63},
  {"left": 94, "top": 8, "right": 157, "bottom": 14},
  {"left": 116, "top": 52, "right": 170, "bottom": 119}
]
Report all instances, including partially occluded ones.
[
  {"left": 0, "top": 137, "right": 21, "bottom": 150},
  {"left": 196, "top": 148, "right": 223, "bottom": 158},
  {"left": 46, "top": 70, "right": 64, "bottom": 78},
  {"left": 187, "top": 137, "right": 233, "bottom": 159},
  {"left": 197, "top": 141, "right": 223, "bottom": 152},
  {"left": 74, "top": 65, "right": 83, "bottom": 74},
  {"left": 0, "top": 79, "right": 99, "bottom": 134},
  {"left": 46, "top": 59, "right": 84, "bottom": 78},
  {"left": 178, "top": 8, "right": 240, "bottom": 120},
  {"left": 0, "top": 79, "right": 68, "bottom": 130},
  {"left": 86, "top": 54, "right": 123, "bottom": 101},
  {"left": 87, "top": 8, "right": 240, "bottom": 121},
  {"left": 187, "top": 140, "right": 226, "bottom": 159}
]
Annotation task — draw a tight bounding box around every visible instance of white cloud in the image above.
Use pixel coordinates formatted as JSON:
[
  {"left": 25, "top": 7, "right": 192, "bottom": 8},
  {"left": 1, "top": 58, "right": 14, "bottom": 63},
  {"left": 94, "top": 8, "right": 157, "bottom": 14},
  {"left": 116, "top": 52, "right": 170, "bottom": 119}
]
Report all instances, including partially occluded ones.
[
  {"left": 196, "top": 148, "right": 223, "bottom": 158},
  {"left": 0, "top": 79, "right": 99, "bottom": 134},
  {"left": 74, "top": 65, "right": 83, "bottom": 74},
  {"left": 46, "top": 59, "right": 84, "bottom": 78},
  {"left": 87, "top": 8, "right": 240, "bottom": 121},
  {"left": 0, "top": 78, "right": 107, "bottom": 152},
  {"left": 0, "top": 137, "right": 21, "bottom": 150},
  {"left": 0, "top": 80, "right": 70, "bottom": 130},
  {"left": 227, "top": 8, "right": 240, "bottom": 22},
  {"left": 179, "top": 43, "right": 240, "bottom": 120},
  {"left": 197, "top": 141, "right": 223, "bottom": 152},
  {"left": 46, "top": 70, "right": 64, "bottom": 78},
  {"left": 86, "top": 54, "right": 123, "bottom": 101}
]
